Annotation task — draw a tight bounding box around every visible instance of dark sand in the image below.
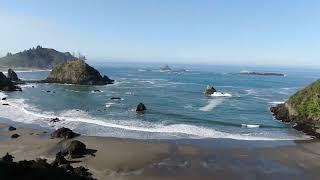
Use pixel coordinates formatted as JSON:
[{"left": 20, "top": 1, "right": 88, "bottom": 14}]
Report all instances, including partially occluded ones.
[{"left": 1, "top": 122, "right": 320, "bottom": 180}]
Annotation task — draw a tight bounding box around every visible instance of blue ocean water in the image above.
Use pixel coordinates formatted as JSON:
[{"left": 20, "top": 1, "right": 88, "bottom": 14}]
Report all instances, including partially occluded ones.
[{"left": 0, "top": 64, "right": 319, "bottom": 140}]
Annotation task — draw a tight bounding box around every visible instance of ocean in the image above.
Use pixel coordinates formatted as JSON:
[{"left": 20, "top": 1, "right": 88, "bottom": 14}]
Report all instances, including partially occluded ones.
[{"left": 0, "top": 64, "right": 319, "bottom": 141}]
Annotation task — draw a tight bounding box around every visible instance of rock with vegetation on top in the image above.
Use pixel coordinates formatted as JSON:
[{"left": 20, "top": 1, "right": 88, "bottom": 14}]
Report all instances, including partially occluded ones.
[
  {"left": 51, "top": 127, "right": 79, "bottom": 139},
  {"left": 136, "top": 103, "right": 146, "bottom": 112},
  {"left": 0, "top": 72, "right": 21, "bottom": 91},
  {"left": 46, "top": 60, "right": 114, "bottom": 85},
  {"left": 62, "top": 140, "right": 87, "bottom": 158},
  {"left": 7, "top": 69, "right": 20, "bottom": 82},
  {"left": 0, "top": 46, "right": 76, "bottom": 69},
  {"left": 271, "top": 79, "right": 320, "bottom": 138},
  {"left": 205, "top": 85, "right": 216, "bottom": 96}
]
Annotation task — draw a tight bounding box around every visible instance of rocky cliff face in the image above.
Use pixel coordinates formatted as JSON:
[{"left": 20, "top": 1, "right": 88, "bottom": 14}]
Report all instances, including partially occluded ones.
[
  {"left": 46, "top": 60, "right": 114, "bottom": 85},
  {"left": 7, "top": 69, "right": 20, "bottom": 82},
  {"left": 271, "top": 80, "right": 320, "bottom": 138}
]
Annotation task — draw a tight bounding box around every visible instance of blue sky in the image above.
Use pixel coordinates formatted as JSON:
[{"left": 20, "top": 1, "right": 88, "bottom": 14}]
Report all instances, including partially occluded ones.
[{"left": 0, "top": 0, "right": 319, "bottom": 66}]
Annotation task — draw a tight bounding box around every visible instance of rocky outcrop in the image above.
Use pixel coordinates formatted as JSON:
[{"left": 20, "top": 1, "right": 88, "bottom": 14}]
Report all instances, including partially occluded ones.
[
  {"left": 51, "top": 127, "right": 79, "bottom": 139},
  {"left": 62, "top": 140, "right": 87, "bottom": 158},
  {"left": 7, "top": 69, "right": 20, "bottom": 82},
  {"left": 46, "top": 60, "right": 114, "bottom": 85},
  {"left": 240, "top": 70, "right": 285, "bottom": 76},
  {"left": 271, "top": 79, "right": 320, "bottom": 138},
  {"left": 0, "top": 72, "right": 21, "bottom": 91},
  {"left": 205, "top": 85, "right": 216, "bottom": 96}
]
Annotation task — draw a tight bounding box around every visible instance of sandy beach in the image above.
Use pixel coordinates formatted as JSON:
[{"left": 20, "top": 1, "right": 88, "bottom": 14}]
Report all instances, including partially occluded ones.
[{"left": 1, "top": 121, "right": 320, "bottom": 180}]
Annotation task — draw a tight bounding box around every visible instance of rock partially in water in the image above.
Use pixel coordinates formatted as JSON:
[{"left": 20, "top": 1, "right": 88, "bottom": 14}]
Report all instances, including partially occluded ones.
[
  {"left": 2, "top": 97, "right": 7, "bottom": 100},
  {"left": 8, "top": 126, "right": 16, "bottom": 131},
  {"left": 50, "top": 118, "right": 60, "bottom": 123},
  {"left": 7, "top": 69, "right": 20, "bottom": 82},
  {"left": 46, "top": 60, "right": 114, "bottom": 85},
  {"left": 74, "top": 166, "right": 92, "bottom": 177},
  {"left": 205, "top": 85, "right": 216, "bottom": 96},
  {"left": 136, "top": 103, "right": 146, "bottom": 112},
  {"left": 62, "top": 140, "right": 87, "bottom": 158},
  {"left": 0, "top": 72, "right": 21, "bottom": 91},
  {"left": 51, "top": 152, "right": 68, "bottom": 167},
  {"left": 51, "top": 127, "right": 79, "bottom": 139},
  {"left": 110, "top": 97, "right": 122, "bottom": 100}
]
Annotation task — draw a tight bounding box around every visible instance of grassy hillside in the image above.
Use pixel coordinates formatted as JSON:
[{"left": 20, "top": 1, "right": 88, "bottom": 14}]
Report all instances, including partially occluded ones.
[{"left": 288, "top": 80, "right": 320, "bottom": 121}]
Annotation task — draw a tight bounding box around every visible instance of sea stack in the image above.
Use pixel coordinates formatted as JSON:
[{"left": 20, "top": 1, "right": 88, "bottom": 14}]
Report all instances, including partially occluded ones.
[
  {"left": 205, "top": 85, "right": 216, "bottom": 96},
  {"left": 0, "top": 72, "right": 21, "bottom": 91},
  {"left": 46, "top": 60, "right": 114, "bottom": 85},
  {"left": 7, "top": 69, "right": 20, "bottom": 82},
  {"left": 136, "top": 103, "right": 147, "bottom": 112},
  {"left": 271, "top": 79, "right": 320, "bottom": 138}
]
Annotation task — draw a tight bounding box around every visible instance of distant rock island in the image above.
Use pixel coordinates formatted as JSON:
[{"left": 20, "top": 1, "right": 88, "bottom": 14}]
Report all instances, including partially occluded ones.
[
  {"left": 45, "top": 60, "right": 114, "bottom": 85},
  {"left": 159, "top": 65, "right": 187, "bottom": 73},
  {"left": 240, "top": 70, "right": 285, "bottom": 76},
  {"left": 0, "top": 46, "right": 76, "bottom": 69},
  {"left": 271, "top": 80, "right": 320, "bottom": 138}
]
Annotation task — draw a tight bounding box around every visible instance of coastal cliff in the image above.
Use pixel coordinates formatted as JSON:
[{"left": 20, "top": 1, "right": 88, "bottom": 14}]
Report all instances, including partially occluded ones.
[
  {"left": 271, "top": 80, "right": 320, "bottom": 138},
  {"left": 46, "top": 60, "right": 114, "bottom": 85}
]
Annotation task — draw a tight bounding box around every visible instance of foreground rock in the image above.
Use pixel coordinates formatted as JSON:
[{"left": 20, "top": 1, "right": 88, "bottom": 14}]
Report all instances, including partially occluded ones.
[
  {"left": 7, "top": 69, "right": 20, "bottom": 82},
  {"left": 11, "top": 134, "right": 20, "bottom": 138},
  {"left": 205, "top": 85, "right": 216, "bottom": 96},
  {"left": 0, "top": 72, "right": 21, "bottom": 91},
  {"left": 51, "top": 127, "right": 79, "bottom": 139},
  {"left": 62, "top": 140, "right": 87, "bottom": 158},
  {"left": 0, "top": 153, "right": 95, "bottom": 179},
  {"left": 136, "top": 103, "right": 146, "bottom": 112},
  {"left": 8, "top": 126, "right": 16, "bottom": 131},
  {"left": 46, "top": 60, "right": 114, "bottom": 85},
  {"left": 271, "top": 79, "right": 320, "bottom": 138}
]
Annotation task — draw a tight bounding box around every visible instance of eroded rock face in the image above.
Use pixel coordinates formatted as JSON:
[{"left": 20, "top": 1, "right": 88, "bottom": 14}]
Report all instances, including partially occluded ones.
[
  {"left": 7, "top": 69, "right": 20, "bottom": 82},
  {"left": 46, "top": 60, "right": 114, "bottom": 85},
  {"left": 0, "top": 72, "right": 21, "bottom": 91}
]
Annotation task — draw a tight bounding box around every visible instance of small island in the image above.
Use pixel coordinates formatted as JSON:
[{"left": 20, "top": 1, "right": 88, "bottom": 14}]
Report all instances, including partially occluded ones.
[
  {"left": 271, "top": 79, "right": 320, "bottom": 138},
  {"left": 240, "top": 70, "right": 285, "bottom": 76}
]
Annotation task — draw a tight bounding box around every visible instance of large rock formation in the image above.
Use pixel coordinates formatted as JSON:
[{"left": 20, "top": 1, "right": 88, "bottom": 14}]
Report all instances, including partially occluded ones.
[
  {"left": 7, "top": 69, "right": 20, "bottom": 82},
  {"left": 0, "top": 72, "right": 21, "bottom": 91},
  {"left": 271, "top": 80, "right": 320, "bottom": 138},
  {"left": 0, "top": 46, "right": 76, "bottom": 69},
  {"left": 46, "top": 60, "right": 114, "bottom": 85}
]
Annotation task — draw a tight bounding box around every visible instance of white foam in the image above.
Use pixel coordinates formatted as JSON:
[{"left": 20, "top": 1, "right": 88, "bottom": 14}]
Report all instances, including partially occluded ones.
[
  {"left": 210, "top": 92, "right": 232, "bottom": 97},
  {"left": 0, "top": 92, "right": 8, "bottom": 99},
  {"left": 91, "top": 90, "right": 104, "bottom": 93},
  {"left": 0, "top": 97, "right": 309, "bottom": 141},
  {"left": 269, "top": 101, "right": 285, "bottom": 104},
  {"left": 20, "top": 84, "right": 37, "bottom": 89},
  {"left": 199, "top": 99, "right": 224, "bottom": 111},
  {"left": 242, "top": 124, "right": 260, "bottom": 128},
  {"left": 105, "top": 102, "right": 115, "bottom": 108}
]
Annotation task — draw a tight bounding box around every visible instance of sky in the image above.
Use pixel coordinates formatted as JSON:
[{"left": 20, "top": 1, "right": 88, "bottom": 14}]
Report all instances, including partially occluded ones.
[{"left": 0, "top": 0, "right": 320, "bottom": 67}]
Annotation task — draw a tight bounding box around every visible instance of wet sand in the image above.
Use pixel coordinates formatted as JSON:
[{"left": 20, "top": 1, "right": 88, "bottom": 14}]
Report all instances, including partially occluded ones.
[{"left": 1, "top": 122, "right": 320, "bottom": 180}]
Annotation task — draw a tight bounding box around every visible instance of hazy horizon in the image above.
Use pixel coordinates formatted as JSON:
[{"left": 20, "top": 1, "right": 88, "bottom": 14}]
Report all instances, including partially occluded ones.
[{"left": 0, "top": 0, "right": 320, "bottom": 67}]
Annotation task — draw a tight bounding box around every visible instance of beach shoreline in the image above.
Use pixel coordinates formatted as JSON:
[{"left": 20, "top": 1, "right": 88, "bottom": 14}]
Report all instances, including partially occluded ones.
[{"left": 1, "top": 120, "right": 320, "bottom": 180}]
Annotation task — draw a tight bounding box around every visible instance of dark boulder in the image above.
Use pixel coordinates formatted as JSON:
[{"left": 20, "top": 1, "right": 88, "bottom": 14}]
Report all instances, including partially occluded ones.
[
  {"left": 93, "top": 89, "right": 101, "bottom": 92},
  {"left": 1, "top": 153, "right": 14, "bottom": 162},
  {"left": 8, "top": 126, "right": 16, "bottom": 131},
  {"left": 136, "top": 103, "right": 146, "bottom": 112},
  {"left": 110, "top": 97, "right": 122, "bottom": 100},
  {"left": 11, "top": 134, "right": 20, "bottom": 138},
  {"left": 51, "top": 152, "right": 68, "bottom": 167},
  {"left": 51, "top": 127, "right": 79, "bottom": 139},
  {"left": 74, "top": 166, "right": 91, "bottom": 177},
  {"left": 50, "top": 118, "right": 60, "bottom": 123},
  {"left": 2, "top": 97, "right": 6, "bottom": 100},
  {"left": 2, "top": 103, "right": 9, "bottom": 106},
  {"left": 7, "top": 69, "right": 20, "bottom": 82},
  {"left": 62, "top": 140, "right": 87, "bottom": 158}
]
